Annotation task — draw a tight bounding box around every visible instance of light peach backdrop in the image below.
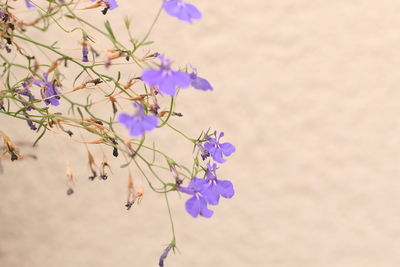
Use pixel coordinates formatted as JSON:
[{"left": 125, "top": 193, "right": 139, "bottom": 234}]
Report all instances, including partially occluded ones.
[{"left": 2, "top": 0, "right": 400, "bottom": 266}]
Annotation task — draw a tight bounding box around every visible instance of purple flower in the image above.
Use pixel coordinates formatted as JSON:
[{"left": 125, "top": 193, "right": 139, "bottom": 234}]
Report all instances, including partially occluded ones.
[
  {"left": 118, "top": 103, "right": 158, "bottom": 137},
  {"left": 190, "top": 71, "right": 213, "bottom": 91},
  {"left": 90, "top": 0, "right": 118, "bottom": 10},
  {"left": 24, "top": 113, "right": 37, "bottom": 131},
  {"left": 141, "top": 56, "right": 191, "bottom": 96},
  {"left": 82, "top": 46, "right": 89, "bottom": 62},
  {"left": 159, "top": 245, "right": 173, "bottom": 267},
  {"left": 17, "top": 79, "right": 36, "bottom": 111},
  {"left": 178, "top": 177, "right": 213, "bottom": 218},
  {"left": 25, "top": 0, "right": 35, "bottom": 8},
  {"left": 162, "top": 0, "right": 202, "bottom": 23},
  {"left": 82, "top": 37, "right": 89, "bottom": 62},
  {"left": 203, "top": 163, "right": 234, "bottom": 205},
  {"left": 204, "top": 131, "right": 235, "bottom": 163},
  {"left": 33, "top": 73, "right": 61, "bottom": 106}
]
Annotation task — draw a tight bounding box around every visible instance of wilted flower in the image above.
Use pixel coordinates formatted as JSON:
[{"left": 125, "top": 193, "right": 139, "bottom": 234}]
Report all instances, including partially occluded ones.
[
  {"left": 90, "top": 0, "right": 118, "bottom": 13},
  {"left": 141, "top": 55, "right": 191, "bottom": 96},
  {"left": 162, "top": 0, "right": 202, "bottom": 23},
  {"left": 196, "top": 141, "right": 210, "bottom": 160},
  {"left": 118, "top": 103, "right": 158, "bottom": 137}
]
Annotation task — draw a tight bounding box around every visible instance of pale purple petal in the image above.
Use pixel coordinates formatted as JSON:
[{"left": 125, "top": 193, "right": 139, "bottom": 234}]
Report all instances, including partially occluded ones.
[
  {"left": 129, "top": 120, "right": 144, "bottom": 137},
  {"left": 141, "top": 69, "right": 164, "bottom": 86},
  {"left": 203, "top": 183, "right": 221, "bottom": 205},
  {"left": 183, "top": 3, "right": 202, "bottom": 20},
  {"left": 48, "top": 96, "right": 59, "bottom": 106},
  {"left": 217, "top": 180, "right": 234, "bottom": 199},
  {"left": 118, "top": 113, "right": 133, "bottom": 126},
  {"left": 171, "top": 71, "right": 191, "bottom": 88},
  {"left": 220, "top": 142, "right": 236, "bottom": 156},
  {"left": 163, "top": 0, "right": 181, "bottom": 16},
  {"left": 162, "top": 0, "right": 202, "bottom": 23},
  {"left": 203, "top": 142, "right": 215, "bottom": 153},
  {"left": 158, "top": 78, "right": 177, "bottom": 96},
  {"left": 140, "top": 115, "right": 158, "bottom": 131},
  {"left": 25, "top": 0, "right": 35, "bottom": 8},
  {"left": 185, "top": 196, "right": 202, "bottom": 217},
  {"left": 212, "top": 149, "right": 226, "bottom": 164},
  {"left": 199, "top": 198, "right": 213, "bottom": 218},
  {"left": 191, "top": 76, "right": 213, "bottom": 91},
  {"left": 177, "top": 185, "right": 195, "bottom": 195},
  {"left": 107, "top": 0, "right": 118, "bottom": 9}
]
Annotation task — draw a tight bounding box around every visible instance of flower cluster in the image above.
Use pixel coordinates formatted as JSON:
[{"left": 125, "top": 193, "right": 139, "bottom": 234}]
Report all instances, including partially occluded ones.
[
  {"left": 1, "top": 0, "right": 234, "bottom": 266},
  {"left": 178, "top": 132, "right": 236, "bottom": 218},
  {"left": 141, "top": 55, "right": 213, "bottom": 97}
]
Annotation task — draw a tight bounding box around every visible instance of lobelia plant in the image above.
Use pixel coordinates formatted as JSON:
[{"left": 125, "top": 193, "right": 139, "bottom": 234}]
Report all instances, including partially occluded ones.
[{"left": 0, "top": 0, "right": 236, "bottom": 266}]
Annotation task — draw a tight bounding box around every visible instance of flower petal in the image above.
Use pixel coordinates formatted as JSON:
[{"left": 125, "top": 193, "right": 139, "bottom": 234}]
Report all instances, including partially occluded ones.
[
  {"left": 107, "top": 0, "right": 118, "bottom": 10},
  {"left": 212, "top": 148, "right": 226, "bottom": 163},
  {"left": 217, "top": 180, "right": 234, "bottom": 199},
  {"left": 118, "top": 113, "right": 133, "bottom": 127},
  {"left": 158, "top": 77, "right": 177, "bottom": 96},
  {"left": 199, "top": 197, "right": 213, "bottom": 218},
  {"left": 220, "top": 142, "right": 236, "bottom": 156},
  {"left": 25, "top": 0, "right": 35, "bottom": 8},
  {"left": 203, "top": 183, "right": 221, "bottom": 205},
  {"left": 141, "top": 69, "right": 164, "bottom": 87},
  {"left": 129, "top": 120, "right": 145, "bottom": 137},
  {"left": 162, "top": 0, "right": 181, "bottom": 16},
  {"left": 162, "top": 0, "right": 202, "bottom": 23},
  {"left": 140, "top": 115, "right": 158, "bottom": 131},
  {"left": 191, "top": 76, "right": 213, "bottom": 91},
  {"left": 184, "top": 3, "right": 202, "bottom": 20},
  {"left": 171, "top": 71, "right": 191, "bottom": 88},
  {"left": 185, "top": 196, "right": 201, "bottom": 218}
]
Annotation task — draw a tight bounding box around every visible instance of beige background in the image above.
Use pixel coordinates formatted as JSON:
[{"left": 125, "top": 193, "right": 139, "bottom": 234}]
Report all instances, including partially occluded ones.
[{"left": 3, "top": 0, "right": 400, "bottom": 266}]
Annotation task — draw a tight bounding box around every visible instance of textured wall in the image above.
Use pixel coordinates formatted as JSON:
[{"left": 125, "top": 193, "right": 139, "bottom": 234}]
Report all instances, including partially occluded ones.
[{"left": 2, "top": 0, "right": 400, "bottom": 266}]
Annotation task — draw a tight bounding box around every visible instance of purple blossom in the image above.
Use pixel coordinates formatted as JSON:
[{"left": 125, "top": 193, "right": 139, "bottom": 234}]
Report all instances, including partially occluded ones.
[
  {"left": 82, "top": 36, "right": 89, "bottom": 62},
  {"left": 17, "top": 79, "right": 36, "bottom": 111},
  {"left": 118, "top": 103, "right": 158, "bottom": 137},
  {"left": 141, "top": 56, "right": 191, "bottom": 96},
  {"left": 162, "top": 0, "right": 202, "bottom": 23},
  {"left": 204, "top": 131, "right": 235, "bottom": 163},
  {"left": 159, "top": 245, "right": 173, "bottom": 267},
  {"left": 178, "top": 177, "right": 213, "bottom": 218},
  {"left": 90, "top": 0, "right": 118, "bottom": 10},
  {"left": 203, "top": 163, "right": 234, "bottom": 205},
  {"left": 190, "top": 70, "right": 213, "bottom": 91},
  {"left": 25, "top": 0, "right": 35, "bottom": 8},
  {"left": 33, "top": 73, "right": 61, "bottom": 106},
  {"left": 24, "top": 112, "right": 37, "bottom": 131},
  {"left": 82, "top": 46, "right": 89, "bottom": 62}
]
